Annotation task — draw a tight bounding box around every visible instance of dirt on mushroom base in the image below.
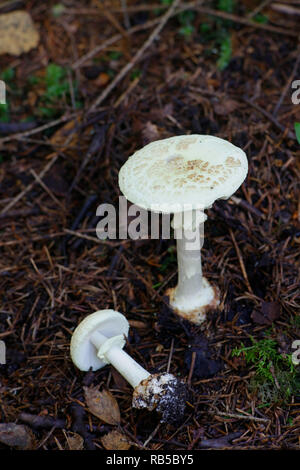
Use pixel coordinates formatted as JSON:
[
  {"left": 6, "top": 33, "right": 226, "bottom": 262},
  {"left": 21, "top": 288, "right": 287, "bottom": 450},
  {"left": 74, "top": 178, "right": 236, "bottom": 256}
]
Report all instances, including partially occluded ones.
[
  {"left": 132, "top": 373, "right": 187, "bottom": 424},
  {"left": 166, "top": 282, "right": 220, "bottom": 324}
]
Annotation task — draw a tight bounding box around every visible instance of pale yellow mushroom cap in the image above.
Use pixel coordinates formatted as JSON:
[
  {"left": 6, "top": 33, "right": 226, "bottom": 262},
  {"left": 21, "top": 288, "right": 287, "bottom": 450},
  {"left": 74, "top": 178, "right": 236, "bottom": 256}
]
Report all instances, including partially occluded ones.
[{"left": 119, "top": 135, "right": 248, "bottom": 213}]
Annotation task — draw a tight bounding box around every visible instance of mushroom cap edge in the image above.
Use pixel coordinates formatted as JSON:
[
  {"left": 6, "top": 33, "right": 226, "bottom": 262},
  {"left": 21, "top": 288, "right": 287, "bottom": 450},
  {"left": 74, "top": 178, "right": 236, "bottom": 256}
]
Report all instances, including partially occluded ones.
[{"left": 70, "top": 309, "right": 129, "bottom": 371}]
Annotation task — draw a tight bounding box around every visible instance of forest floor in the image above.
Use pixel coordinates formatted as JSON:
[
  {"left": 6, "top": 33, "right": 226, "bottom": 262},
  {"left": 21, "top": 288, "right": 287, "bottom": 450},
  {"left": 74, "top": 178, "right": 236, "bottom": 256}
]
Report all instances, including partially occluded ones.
[{"left": 0, "top": 0, "right": 299, "bottom": 451}]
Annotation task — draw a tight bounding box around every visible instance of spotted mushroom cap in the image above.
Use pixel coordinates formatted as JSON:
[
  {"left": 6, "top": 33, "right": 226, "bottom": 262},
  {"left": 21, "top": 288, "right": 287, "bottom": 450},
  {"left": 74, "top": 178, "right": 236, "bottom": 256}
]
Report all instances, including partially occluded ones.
[{"left": 119, "top": 135, "right": 248, "bottom": 213}]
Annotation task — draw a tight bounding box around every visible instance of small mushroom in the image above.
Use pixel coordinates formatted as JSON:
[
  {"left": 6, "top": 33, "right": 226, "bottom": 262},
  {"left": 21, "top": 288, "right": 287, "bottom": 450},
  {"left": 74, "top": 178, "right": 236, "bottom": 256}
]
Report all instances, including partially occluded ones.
[
  {"left": 119, "top": 135, "right": 248, "bottom": 324},
  {"left": 70, "top": 310, "right": 187, "bottom": 423}
]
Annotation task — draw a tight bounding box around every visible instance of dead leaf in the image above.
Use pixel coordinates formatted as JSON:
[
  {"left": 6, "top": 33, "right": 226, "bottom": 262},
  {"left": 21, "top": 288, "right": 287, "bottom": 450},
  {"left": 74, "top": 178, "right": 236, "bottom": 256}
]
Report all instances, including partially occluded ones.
[
  {"left": 111, "top": 368, "right": 130, "bottom": 390},
  {"left": 50, "top": 118, "right": 80, "bottom": 148},
  {"left": 213, "top": 99, "right": 239, "bottom": 116},
  {"left": 101, "top": 430, "right": 131, "bottom": 450},
  {"left": 93, "top": 72, "right": 110, "bottom": 87},
  {"left": 251, "top": 301, "right": 281, "bottom": 325},
  {"left": 142, "top": 121, "right": 161, "bottom": 145},
  {"left": 65, "top": 432, "right": 84, "bottom": 450},
  {"left": 0, "top": 11, "right": 40, "bottom": 56},
  {"left": 0, "top": 423, "right": 33, "bottom": 449},
  {"left": 84, "top": 386, "right": 120, "bottom": 425}
]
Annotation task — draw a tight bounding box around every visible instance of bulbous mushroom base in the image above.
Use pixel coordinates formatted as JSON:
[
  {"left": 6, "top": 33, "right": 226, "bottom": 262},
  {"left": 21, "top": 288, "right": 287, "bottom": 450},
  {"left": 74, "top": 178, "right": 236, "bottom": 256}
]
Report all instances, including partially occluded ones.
[
  {"left": 132, "top": 373, "right": 187, "bottom": 424},
  {"left": 166, "top": 277, "right": 220, "bottom": 325}
]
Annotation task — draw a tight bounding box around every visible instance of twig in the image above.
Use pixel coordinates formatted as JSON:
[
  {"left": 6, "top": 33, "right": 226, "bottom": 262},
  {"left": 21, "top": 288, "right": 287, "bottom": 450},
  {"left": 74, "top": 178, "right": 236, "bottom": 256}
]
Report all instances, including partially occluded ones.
[
  {"left": 243, "top": 97, "right": 296, "bottom": 139},
  {"left": 113, "top": 75, "right": 141, "bottom": 107},
  {"left": 197, "top": 432, "right": 242, "bottom": 449},
  {"left": 166, "top": 338, "right": 175, "bottom": 373},
  {"left": 229, "top": 228, "right": 253, "bottom": 295},
  {"left": 88, "top": 0, "right": 181, "bottom": 113},
  {"left": 187, "top": 351, "right": 196, "bottom": 386},
  {"left": 121, "top": 0, "right": 130, "bottom": 29},
  {"left": 72, "top": 18, "right": 160, "bottom": 70},
  {"left": 230, "top": 196, "right": 264, "bottom": 218},
  {"left": 67, "top": 124, "right": 106, "bottom": 193},
  {"left": 30, "top": 169, "right": 65, "bottom": 212},
  {"left": 64, "top": 229, "right": 130, "bottom": 246},
  {"left": 271, "top": 2, "right": 300, "bottom": 15},
  {"left": 143, "top": 423, "right": 161, "bottom": 448},
  {"left": 0, "top": 112, "right": 78, "bottom": 146},
  {"left": 1, "top": 154, "right": 59, "bottom": 215},
  {"left": 247, "top": 0, "right": 272, "bottom": 19},
  {"left": 212, "top": 410, "right": 270, "bottom": 423},
  {"left": 0, "top": 232, "right": 66, "bottom": 247},
  {"left": 195, "top": 5, "right": 299, "bottom": 37}
]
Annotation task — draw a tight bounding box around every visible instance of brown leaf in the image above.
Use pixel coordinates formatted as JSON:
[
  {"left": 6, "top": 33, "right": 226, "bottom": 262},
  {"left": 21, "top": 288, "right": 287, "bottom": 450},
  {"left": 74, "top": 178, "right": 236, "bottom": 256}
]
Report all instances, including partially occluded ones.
[
  {"left": 50, "top": 118, "right": 80, "bottom": 148},
  {"left": 142, "top": 121, "right": 160, "bottom": 145},
  {"left": 84, "top": 386, "right": 120, "bottom": 425},
  {"left": 213, "top": 99, "right": 239, "bottom": 116},
  {"left": 0, "top": 423, "right": 33, "bottom": 449},
  {"left": 101, "top": 430, "right": 131, "bottom": 450},
  {"left": 111, "top": 368, "right": 130, "bottom": 390},
  {"left": 65, "top": 432, "right": 84, "bottom": 450},
  {"left": 0, "top": 11, "right": 40, "bottom": 56},
  {"left": 93, "top": 73, "right": 110, "bottom": 87},
  {"left": 251, "top": 301, "right": 281, "bottom": 325}
]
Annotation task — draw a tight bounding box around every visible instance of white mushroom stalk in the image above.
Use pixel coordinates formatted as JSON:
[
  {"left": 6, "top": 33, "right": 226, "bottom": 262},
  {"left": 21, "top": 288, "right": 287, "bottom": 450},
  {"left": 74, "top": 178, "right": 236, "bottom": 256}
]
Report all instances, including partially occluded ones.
[
  {"left": 70, "top": 310, "right": 187, "bottom": 423},
  {"left": 119, "top": 134, "right": 248, "bottom": 325},
  {"left": 89, "top": 330, "right": 149, "bottom": 388},
  {"left": 167, "top": 209, "right": 218, "bottom": 324}
]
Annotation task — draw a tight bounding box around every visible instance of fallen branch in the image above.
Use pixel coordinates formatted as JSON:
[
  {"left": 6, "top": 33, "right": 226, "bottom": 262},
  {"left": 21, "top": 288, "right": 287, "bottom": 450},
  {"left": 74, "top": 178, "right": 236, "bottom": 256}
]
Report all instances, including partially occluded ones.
[
  {"left": 212, "top": 410, "right": 270, "bottom": 423},
  {"left": 0, "top": 112, "right": 78, "bottom": 147}
]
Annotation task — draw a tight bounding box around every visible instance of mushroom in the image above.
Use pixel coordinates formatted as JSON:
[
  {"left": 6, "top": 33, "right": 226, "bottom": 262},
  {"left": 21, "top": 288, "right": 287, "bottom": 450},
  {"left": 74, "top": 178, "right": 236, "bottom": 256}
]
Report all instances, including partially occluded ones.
[
  {"left": 70, "top": 310, "right": 187, "bottom": 423},
  {"left": 119, "top": 135, "right": 248, "bottom": 324}
]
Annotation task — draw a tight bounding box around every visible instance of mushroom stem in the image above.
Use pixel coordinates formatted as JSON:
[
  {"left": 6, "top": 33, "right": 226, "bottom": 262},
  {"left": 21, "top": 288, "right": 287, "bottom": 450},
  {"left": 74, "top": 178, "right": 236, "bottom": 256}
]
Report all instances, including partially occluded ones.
[
  {"left": 167, "top": 209, "right": 219, "bottom": 323},
  {"left": 90, "top": 331, "right": 150, "bottom": 388},
  {"left": 174, "top": 221, "right": 204, "bottom": 303}
]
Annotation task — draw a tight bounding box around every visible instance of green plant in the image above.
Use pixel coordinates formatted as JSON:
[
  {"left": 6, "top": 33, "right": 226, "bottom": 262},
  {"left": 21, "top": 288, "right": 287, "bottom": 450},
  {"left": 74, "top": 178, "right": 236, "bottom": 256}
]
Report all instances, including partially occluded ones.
[
  {"left": 0, "top": 104, "right": 9, "bottom": 123},
  {"left": 108, "top": 51, "right": 123, "bottom": 61},
  {"left": 154, "top": 1, "right": 195, "bottom": 38},
  {"left": 0, "top": 67, "right": 15, "bottom": 83},
  {"left": 44, "top": 64, "right": 69, "bottom": 101},
  {"left": 217, "top": 33, "right": 232, "bottom": 70},
  {"left": 232, "top": 336, "right": 299, "bottom": 402},
  {"left": 294, "top": 122, "right": 300, "bottom": 144},
  {"left": 130, "top": 68, "right": 142, "bottom": 80},
  {"left": 252, "top": 13, "right": 268, "bottom": 24},
  {"left": 52, "top": 3, "right": 66, "bottom": 17},
  {"left": 30, "top": 63, "right": 81, "bottom": 118},
  {"left": 154, "top": 0, "right": 173, "bottom": 16},
  {"left": 178, "top": 10, "right": 195, "bottom": 38},
  {"left": 217, "top": 0, "right": 235, "bottom": 13},
  {"left": 152, "top": 282, "right": 162, "bottom": 289}
]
